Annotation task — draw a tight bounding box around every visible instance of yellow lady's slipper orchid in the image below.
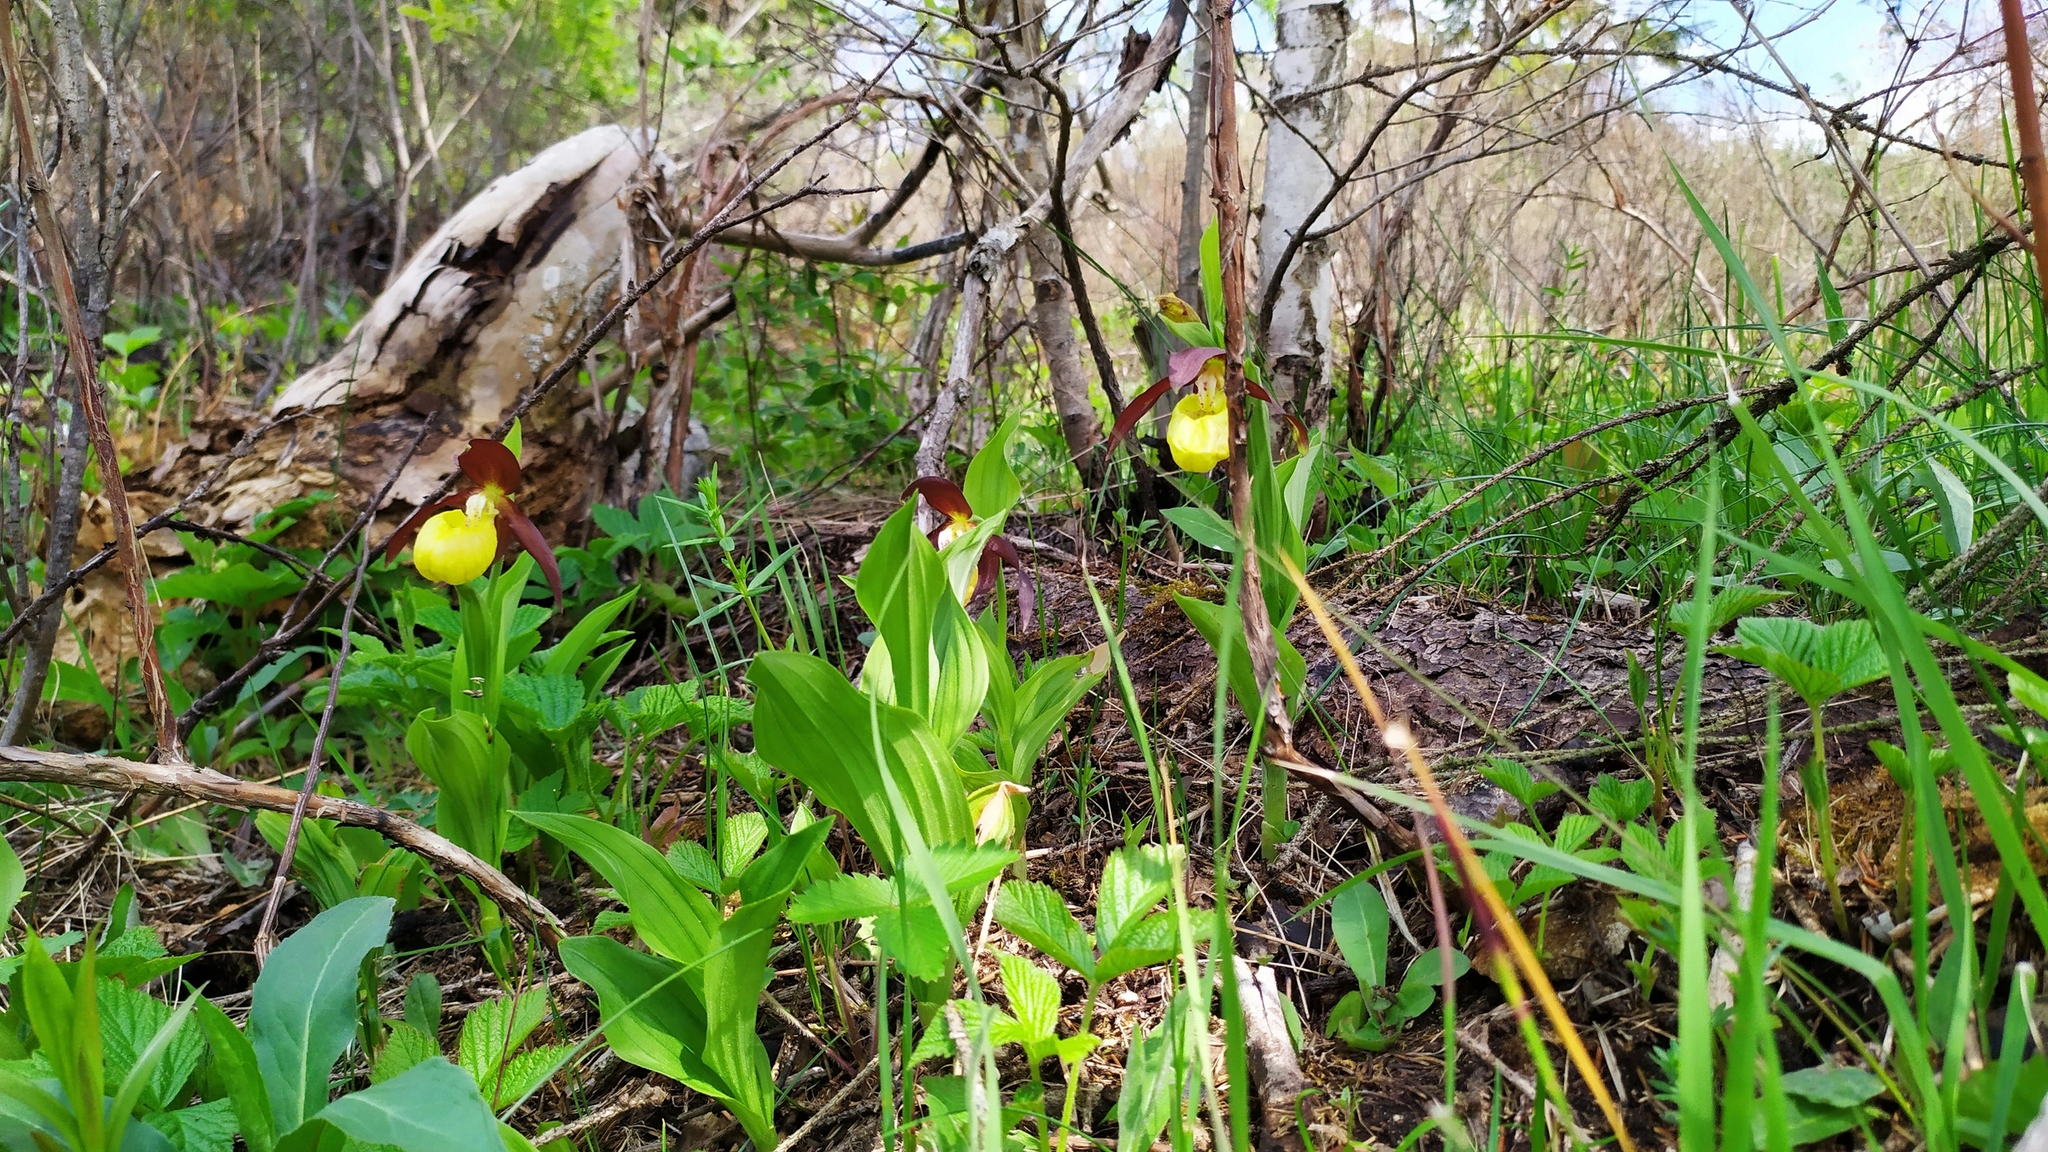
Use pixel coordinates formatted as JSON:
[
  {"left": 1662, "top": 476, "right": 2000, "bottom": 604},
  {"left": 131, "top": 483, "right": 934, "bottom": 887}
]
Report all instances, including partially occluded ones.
[
  {"left": 411, "top": 491, "right": 500, "bottom": 585},
  {"left": 1166, "top": 390, "right": 1230, "bottom": 472},
  {"left": 384, "top": 438, "right": 563, "bottom": 602}
]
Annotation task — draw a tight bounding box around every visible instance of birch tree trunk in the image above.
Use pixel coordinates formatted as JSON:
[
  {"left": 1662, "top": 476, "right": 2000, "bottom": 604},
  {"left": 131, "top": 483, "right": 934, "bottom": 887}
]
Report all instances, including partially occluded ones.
[
  {"left": 1255, "top": 0, "right": 1349, "bottom": 419},
  {"left": 996, "top": 0, "right": 1104, "bottom": 484},
  {"left": 1175, "top": 0, "right": 1212, "bottom": 310}
]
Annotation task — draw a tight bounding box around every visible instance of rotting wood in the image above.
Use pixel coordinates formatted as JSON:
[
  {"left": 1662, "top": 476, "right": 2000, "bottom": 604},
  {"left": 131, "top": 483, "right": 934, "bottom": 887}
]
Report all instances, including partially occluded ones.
[{"left": 1232, "top": 957, "right": 1308, "bottom": 1152}]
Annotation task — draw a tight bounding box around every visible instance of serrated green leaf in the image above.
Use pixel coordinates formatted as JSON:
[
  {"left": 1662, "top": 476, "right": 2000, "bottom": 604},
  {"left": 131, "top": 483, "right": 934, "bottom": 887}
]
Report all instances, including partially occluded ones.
[
  {"left": 665, "top": 840, "right": 722, "bottom": 892},
  {"left": 503, "top": 673, "right": 586, "bottom": 731},
  {"left": 718, "top": 812, "right": 769, "bottom": 881},
  {"left": 485, "top": 1043, "right": 573, "bottom": 1109},
  {"left": 1097, "top": 845, "right": 1177, "bottom": 954},
  {"left": 1718, "top": 616, "right": 1887, "bottom": 706},
  {"left": 458, "top": 989, "right": 548, "bottom": 1091},
  {"left": 788, "top": 874, "right": 899, "bottom": 922},
  {"left": 997, "top": 954, "right": 1062, "bottom": 1045},
  {"left": 371, "top": 1021, "right": 438, "bottom": 1085},
  {"left": 99, "top": 978, "right": 204, "bottom": 1112},
  {"left": 1093, "top": 912, "right": 1185, "bottom": 984},
  {"left": 1664, "top": 584, "right": 1790, "bottom": 634},
  {"left": 993, "top": 882, "right": 1094, "bottom": 980},
  {"left": 145, "top": 1098, "right": 237, "bottom": 1152}
]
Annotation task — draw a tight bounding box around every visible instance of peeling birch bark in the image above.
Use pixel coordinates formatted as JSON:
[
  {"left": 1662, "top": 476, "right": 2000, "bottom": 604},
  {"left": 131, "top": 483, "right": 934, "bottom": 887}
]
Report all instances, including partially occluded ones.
[{"left": 1255, "top": 0, "right": 1350, "bottom": 416}]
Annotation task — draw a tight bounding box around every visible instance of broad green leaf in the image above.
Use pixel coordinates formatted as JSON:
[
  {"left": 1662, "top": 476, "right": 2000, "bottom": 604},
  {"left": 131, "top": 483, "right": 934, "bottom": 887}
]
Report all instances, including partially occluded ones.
[
  {"left": 732, "top": 818, "right": 834, "bottom": 907},
  {"left": 1200, "top": 221, "right": 1223, "bottom": 334},
  {"left": 963, "top": 412, "right": 1023, "bottom": 518},
  {"left": 2011, "top": 669, "right": 2048, "bottom": 721},
  {"left": 927, "top": 593, "right": 991, "bottom": 751},
  {"left": 516, "top": 812, "right": 720, "bottom": 963},
  {"left": 702, "top": 899, "right": 784, "bottom": 1149},
  {"left": 989, "top": 650, "right": 1103, "bottom": 782},
  {"left": 1398, "top": 947, "right": 1471, "bottom": 991},
  {"left": 193, "top": 996, "right": 275, "bottom": 1152},
  {"left": 748, "top": 649, "right": 971, "bottom": 866},
  {"left": 1779, "top": 1064, "right": 1885, "bottom": 1108},
  {"left": 1922, "top": 459, "right": 1976, "bottom": 557},
  {"left": 405, "top": 710, "right": 510, "bottom": 864},
  {"left": 403, "top": 973, "right": 442, "bottom": 1037},
  {"left": 0, "top": 837, "right": 21, "bottom": 932},
  {"left": 856, "top": 502, "right": 948, "bottom": 724},
  {"left": 554, "top": 936, "right": 724, "bottom": 1096},
  {"left": 1331, "top": 882, "right": 1389, "bottom": 989},
  {"left": 249, "top": 897, "right": 395, "bottom": 1134},
  {"left": 997, "top": 954, "right": 1062, "bottom": 1045},
  {"left": 313, "top": 1057, "right": 501, "bottom": 1152},
  {"left": 1160, "top": 505, "right": 1239, "bottom": 554},
  {"left": 1096, "top": 845, "right": 1177, "bottom": 953},
  {"left": 1175, "top": 596, "right": 1307, "bottom": 720}
]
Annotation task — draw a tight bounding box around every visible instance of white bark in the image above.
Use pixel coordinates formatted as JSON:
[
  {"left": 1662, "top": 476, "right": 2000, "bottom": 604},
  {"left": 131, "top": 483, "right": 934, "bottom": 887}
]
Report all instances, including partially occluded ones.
[{"left": 1255, "top": 0, "right": 1350, "bottom": 413}]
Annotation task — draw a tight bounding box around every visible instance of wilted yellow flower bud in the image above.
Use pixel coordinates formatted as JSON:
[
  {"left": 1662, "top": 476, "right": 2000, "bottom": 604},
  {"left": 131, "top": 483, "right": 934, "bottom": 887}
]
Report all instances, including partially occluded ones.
[
  {"left": 1156, "top": 293, "right": 1198, "bottom": 324},
  {"left": 1166, "top": 391, "right": 1230, "bottom": 472},
  {"left": 412, "top": 492, "right": 499, "bottom": 586},
  {"left": 971, "top": 780, "right": 1031, "bottom": 845}
]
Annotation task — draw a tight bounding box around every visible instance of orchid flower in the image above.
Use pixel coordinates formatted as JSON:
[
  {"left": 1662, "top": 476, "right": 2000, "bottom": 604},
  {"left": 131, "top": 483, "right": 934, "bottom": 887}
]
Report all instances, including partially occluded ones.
[
  {"left": 1108, "top": 345, "right": 1305, "bottom": 473},
  {"left": 904, "top": 476, "right": 1026, "bottom": 603},
  {"left": 383, "top": 438, "right": 562, "bottom": 602}
]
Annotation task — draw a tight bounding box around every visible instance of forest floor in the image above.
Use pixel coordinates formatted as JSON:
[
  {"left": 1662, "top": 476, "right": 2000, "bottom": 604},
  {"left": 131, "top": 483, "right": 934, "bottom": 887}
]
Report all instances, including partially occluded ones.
[{"left": 42, "top": 504, "right": 2036, "bottom": 1152}]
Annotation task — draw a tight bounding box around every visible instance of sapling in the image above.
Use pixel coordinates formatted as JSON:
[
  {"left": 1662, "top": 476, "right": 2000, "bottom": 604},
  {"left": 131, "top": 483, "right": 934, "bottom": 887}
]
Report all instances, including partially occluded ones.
[{"left": 1718, "top": 616, "right": 1886, "bottom": 935}]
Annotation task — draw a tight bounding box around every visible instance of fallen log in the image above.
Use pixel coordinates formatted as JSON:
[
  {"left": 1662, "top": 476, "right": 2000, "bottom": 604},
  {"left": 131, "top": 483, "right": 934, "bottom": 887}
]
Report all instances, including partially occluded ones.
[{"left": 0, "top": 743, "right": 566, "bottom": 944}]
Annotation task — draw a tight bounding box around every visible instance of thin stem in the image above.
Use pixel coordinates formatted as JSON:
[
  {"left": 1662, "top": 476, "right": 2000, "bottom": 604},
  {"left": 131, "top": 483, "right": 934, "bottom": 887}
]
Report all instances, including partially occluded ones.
[{"left": 1807, "top": 702, "right": 1849, "bottom": 936}]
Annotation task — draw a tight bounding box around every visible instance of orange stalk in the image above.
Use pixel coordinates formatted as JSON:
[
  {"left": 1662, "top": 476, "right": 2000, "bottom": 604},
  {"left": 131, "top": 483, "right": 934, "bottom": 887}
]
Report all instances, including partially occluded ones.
[
  {"left": 1275, "top": 553, "right": 1638, "bottom": 1152},
  {"left": 1999, "top": 0, "right": 2048, "bottom": 292}
]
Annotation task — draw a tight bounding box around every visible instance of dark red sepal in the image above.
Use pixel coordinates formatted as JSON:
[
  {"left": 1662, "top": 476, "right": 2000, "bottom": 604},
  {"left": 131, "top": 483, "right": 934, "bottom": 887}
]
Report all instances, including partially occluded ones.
[
  {"left": 1106, "top": 378, "right": 1173, "bottom": 451},
  {"left": 496, "top": 498, "right": 563, "bottom": 605},
  {"left": 982, "top": 536, "right": 1035, "bottom": 631},
  {"left": 459, "top": 438, "right": 524, "bottom": 492},
  {"left": 904, "top": 476, "right": 974, "bottom": 522},
  {"left": 1279, "top": 413, "right": 1310, "bottom": 454},
  {"left": 1245, "top": 378, "right": 1277, "bottom": 405},
  {"left": 1168, "top": 346, "right": 1224, "bottom": 386},
  {"left": 381, "top": 493, "right": 469, "bottom": 562}
]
